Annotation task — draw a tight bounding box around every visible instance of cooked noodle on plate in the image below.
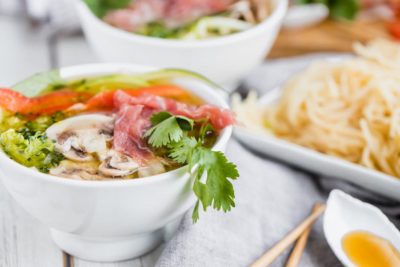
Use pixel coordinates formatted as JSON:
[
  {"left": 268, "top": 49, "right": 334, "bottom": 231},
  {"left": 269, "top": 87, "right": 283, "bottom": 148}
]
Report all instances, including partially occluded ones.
[{"left": 233, "top": 39, "right": 400, "bottom": 178}]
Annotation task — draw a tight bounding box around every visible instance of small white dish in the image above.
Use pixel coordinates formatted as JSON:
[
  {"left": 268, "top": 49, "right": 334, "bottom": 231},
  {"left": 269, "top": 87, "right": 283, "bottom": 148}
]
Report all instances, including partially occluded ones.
[
  {"left": 234, "top": 88, "right": 400, "bottom": 201},
  {"left": 0, "top": 63, "right": 233, "bottom": 262},
  {"left": 324, "top": 190, "right": 400, "bottom": 267},
  {"left": 283, "top": 3, "right": 329, "bottom": 29},
  {"left": 75, "top": 0, "right": 288, "bottom": 89}
]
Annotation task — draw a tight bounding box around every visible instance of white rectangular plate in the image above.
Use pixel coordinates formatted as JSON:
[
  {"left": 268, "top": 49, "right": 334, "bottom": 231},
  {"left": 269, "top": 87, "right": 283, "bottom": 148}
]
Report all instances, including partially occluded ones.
[{"left": 234, "top": 88, "right": 400, "bottom": 201}]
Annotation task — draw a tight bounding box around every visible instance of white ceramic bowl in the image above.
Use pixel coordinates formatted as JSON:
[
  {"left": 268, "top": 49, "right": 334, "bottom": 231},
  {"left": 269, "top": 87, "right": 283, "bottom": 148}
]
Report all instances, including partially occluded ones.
[
  {"left": 0, "top": 63, "right": 233, "bottom": 262},
  {"left": 76, "top": 0, "right": 288, "bottom": 88}
]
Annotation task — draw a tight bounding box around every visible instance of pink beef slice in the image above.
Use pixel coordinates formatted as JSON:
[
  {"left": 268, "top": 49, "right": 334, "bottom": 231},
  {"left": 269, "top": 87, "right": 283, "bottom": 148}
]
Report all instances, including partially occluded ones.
[
  {"left": 113, "top": 104, "right": 156, "bottom": 165},
  {"left": 114, "top": 90, "right": 235, "bottom": 131},
  {"left": 104, "top": 0, "right": 237, "bottom": 31}
]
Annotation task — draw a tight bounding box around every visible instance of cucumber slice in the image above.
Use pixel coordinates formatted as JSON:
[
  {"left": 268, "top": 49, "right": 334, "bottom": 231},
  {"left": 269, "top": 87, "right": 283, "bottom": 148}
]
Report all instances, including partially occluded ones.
[
  {"left": 11, "top": 68, "right": 224, "bottom": 97},
  {"left": 12, "top": 70, "right": 65, "bottom": 97}
]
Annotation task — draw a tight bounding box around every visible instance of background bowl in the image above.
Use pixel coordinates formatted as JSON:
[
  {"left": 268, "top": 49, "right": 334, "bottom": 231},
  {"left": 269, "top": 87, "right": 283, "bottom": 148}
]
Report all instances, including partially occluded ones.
[
  {"left": 0, "top": 63, "right": 233, "bottom": 262},
  {"left": 76, "top": 0, "right": 288, "bottom": 89}
]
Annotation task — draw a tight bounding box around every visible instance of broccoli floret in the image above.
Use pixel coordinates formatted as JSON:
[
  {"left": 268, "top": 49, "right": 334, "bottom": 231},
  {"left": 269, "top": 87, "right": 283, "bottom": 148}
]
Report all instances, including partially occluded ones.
[
  {"left": 0, "top": 110, "right": 26, "bottom": 133},
  {"left": 21, "top": 112, "right": 66, "bottom": 137},
  {"left": 0, "top": 129, "right": 64, "bottom": 173}
]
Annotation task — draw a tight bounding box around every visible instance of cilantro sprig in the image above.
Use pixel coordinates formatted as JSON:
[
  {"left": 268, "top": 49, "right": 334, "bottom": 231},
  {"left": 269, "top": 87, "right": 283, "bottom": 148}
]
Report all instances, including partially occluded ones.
[
  {"left": 296, "top": 0, "right": 360, "bottom": 20},
  {"left": 145, "top": 112, "right": 238, "bottom": 222},
  {"left": 144, "top": 112, "right": 194, "bottom": 148},
  {"left": 83, "top": 0, "right": 132, "bottom": 18}
]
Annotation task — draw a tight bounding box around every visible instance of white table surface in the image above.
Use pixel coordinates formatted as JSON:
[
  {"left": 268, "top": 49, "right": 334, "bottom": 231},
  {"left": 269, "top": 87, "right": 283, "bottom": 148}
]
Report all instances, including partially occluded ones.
[{"left": 0, "top": 15, "right": 164, "bottom": 267}]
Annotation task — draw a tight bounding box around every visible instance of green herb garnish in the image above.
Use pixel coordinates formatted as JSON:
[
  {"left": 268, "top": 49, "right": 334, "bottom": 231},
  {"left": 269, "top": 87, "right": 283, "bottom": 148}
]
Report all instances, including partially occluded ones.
[
  {"left": 297, "top": 0, "right": 360, "bottom": 20},
  {"left": 83, "top": 0, "right": 132, "bottom": 18},
  {"left": 145, "top": 112, "right": 238, "bottom": 222},
  {"left": 144, "top": 112, "right": 194, "bottom": 148}
]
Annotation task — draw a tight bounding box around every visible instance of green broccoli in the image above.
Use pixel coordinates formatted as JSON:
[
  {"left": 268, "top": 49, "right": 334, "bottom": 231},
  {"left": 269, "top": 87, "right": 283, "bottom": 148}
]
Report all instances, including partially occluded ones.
[{"left": 0, "top": 129, "right": 64, "bottom": 173}]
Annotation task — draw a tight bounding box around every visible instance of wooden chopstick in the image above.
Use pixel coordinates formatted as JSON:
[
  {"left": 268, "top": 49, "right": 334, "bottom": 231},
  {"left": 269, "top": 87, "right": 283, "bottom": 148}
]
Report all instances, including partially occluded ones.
[
  {"left": 285, "top": 204, "right": 321, "bottom": 267},
  {"left": 62, "top": 252, "right": 74, "bottom": 267},
  {"left": 250, "top": 203, "right": 326, "bottom": 267}
]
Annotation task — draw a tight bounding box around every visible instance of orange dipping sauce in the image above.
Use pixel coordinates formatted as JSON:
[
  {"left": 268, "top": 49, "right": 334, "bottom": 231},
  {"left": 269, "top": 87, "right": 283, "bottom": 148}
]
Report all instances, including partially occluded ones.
[{"left": 342, "top": 231, "right": 400, "bottom": 267}]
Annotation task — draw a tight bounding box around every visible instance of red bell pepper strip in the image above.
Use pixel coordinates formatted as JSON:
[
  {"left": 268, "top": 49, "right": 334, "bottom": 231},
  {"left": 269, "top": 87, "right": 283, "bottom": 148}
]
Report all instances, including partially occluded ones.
[
  {"left": 0, "top": 85, "right": 194, "bottom": 115},
  {"left": 85, "top": 85, "right": 194, "bottom": 110},
  {"left": 0, "top": 89, "right": 31, "bottom": 113},
  {"left": 0, "top": 88, "right": 92, "bottom": 115},
  {"left": 388, "top": 20, "right": 400, "bottom": 39}
]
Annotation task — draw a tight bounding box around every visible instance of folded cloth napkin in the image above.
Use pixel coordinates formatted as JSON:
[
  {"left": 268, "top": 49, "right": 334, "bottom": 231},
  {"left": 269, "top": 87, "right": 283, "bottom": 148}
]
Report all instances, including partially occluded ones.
[
  {"left": 156, "top": 140, "right": 340, "bottom": 267},
  {"left": 155, "top": 55, "right": 400, "bottom": 267}
]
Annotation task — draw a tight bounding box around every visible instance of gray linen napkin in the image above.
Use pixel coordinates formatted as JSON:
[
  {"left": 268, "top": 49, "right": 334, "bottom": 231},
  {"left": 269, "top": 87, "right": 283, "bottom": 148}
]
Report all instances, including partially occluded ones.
[
  {"left": 155, "top": 55, "right": 400, "bottom": 267},
  {"left": 156, "top": 140, "right": 340, "bottom": 267}
]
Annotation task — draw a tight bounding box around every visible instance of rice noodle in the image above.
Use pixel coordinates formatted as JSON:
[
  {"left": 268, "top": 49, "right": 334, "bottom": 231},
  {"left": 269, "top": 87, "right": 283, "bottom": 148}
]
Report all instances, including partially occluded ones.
[{"left": 233, "top": 39, "right": 400, "bottom": 178}]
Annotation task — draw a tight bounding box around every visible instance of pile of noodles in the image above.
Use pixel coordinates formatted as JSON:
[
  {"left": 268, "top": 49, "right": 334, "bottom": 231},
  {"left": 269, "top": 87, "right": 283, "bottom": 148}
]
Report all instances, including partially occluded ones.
[{"left": 233, "top": 39, "right": 400, "bottom": 178}]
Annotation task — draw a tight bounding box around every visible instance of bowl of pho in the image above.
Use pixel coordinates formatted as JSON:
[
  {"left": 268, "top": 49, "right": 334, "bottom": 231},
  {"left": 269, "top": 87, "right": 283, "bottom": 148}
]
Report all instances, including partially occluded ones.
[{"left": 0, "top": 63, "right": 237, "bottom": 262}]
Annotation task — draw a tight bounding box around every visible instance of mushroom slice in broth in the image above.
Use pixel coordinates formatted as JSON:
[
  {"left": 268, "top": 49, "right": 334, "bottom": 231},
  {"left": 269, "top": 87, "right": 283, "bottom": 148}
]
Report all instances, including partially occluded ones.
[
  {"left": 46, "top": 114, "right": 114, "bottom": 162},
  {"left": 99, "top": 150, "right": 139, "bottom": 177},
  {"left": 138, "top": 161, "right": 166, "bottom": 178},
  {"left": 46, "top": 114, "right": 142, "bottom": 180},
  {"left": 50, "top": 160, "right": 109, "bottom": 180}
]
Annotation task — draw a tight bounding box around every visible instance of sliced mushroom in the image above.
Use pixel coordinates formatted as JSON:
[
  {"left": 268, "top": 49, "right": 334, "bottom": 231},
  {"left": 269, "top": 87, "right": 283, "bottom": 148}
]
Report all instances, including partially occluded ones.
[
  {"left": 99, "top": 150, "right": 139, "bottom": 177},
  {"left": 229, "top": 0, "right": 256, "bottom": 23},
  {"left": 50, "top": 160, "right": 109, "bottom": 180},
  {"left": 251, "top": 0, "right": 271, "bottom": 22},
  {"left": 138, "top": 160, "right": 166, "bottom": 178},
  {"left": 46, "top": 114, "right": 114, "bottom": 162}
]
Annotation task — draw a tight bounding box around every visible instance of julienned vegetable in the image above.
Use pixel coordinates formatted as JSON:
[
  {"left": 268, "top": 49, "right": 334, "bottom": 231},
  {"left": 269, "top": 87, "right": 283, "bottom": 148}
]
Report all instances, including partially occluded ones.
[
  {"left": 83, "top": 0, "right": 272, "bottom": 40},
  {"left": 0, "top": 69, "right": 238, "bottom": 222}
]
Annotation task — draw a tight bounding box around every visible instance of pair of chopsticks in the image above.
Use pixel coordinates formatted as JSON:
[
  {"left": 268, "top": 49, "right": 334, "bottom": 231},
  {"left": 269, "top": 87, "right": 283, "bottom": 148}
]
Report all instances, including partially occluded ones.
[{"left": 250, "top": 203, "right": 326, "bottom": 267}]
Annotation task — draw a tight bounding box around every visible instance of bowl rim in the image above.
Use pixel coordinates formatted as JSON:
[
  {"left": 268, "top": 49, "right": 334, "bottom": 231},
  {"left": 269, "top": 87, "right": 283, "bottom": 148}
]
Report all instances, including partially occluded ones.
[
  {"left": 0, "top": 63, "right": 233, "bottom": 188},
  {"left": 76, "top": 0, "right": 288, "bottom": 48}
]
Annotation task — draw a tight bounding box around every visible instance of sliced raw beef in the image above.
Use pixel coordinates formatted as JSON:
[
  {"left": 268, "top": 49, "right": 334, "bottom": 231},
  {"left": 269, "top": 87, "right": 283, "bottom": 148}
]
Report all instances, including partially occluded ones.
[
  {"left": 105, "top": 0, "right": 237, "bottom": 31},
  {"left": 112, "top": 89, "right": 234, "bottom": 162},
  {"left": 114, "top": 90, "right": 235, "bottom": 130},
  {"left": 113, "top": 104, "right": 156, "bottom": 165}
]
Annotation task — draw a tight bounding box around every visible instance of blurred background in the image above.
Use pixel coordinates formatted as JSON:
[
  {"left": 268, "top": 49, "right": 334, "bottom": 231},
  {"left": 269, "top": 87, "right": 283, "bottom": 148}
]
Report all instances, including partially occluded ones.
[
  {"left": 0, "top": 0, "right": 95, "bottom": 85},
  {"left": 0, "top": 1, "right": 400, "bottom": 266},
  {"left": 0, "top": 0, "right": 399, "bottom": 84}
]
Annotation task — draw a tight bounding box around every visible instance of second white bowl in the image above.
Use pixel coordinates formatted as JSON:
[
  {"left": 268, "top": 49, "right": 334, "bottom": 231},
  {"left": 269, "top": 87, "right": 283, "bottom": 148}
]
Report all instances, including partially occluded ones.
[{"left": 76, "top": 0, "right": 287, "bottom": 88}]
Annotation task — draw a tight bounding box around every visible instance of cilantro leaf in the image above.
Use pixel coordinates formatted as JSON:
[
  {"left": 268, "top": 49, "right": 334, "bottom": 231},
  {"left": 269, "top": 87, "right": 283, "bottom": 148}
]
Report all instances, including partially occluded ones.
[
  {"left": 150, "top": 111, "right": 172, "bottom": 125},
  {"left": 192, "top": 201, "right": 200, "bottom": 223},
  {"left": 83, "top": 0, "right": 132, "bottom": 18},
  {"left": 330, "top": 0, "right": 359, "bottom": 20},
  {"left": 169, "top": 136, "right": 198, "bottom": 164},
  {"left": 145, "top": 112, "right": 238, "bottom": 223},
  {"left": 296, "top": 0, "right": 360, "bottom": 20},
  {"left": 168, "top": 136, "right": 239, "bottom": 223},
  {"left": 145, "top": 112, "right": 194, "bottom": 148},
  {"left": 191, "top": 148, "right": 238, "bottom": 221}
]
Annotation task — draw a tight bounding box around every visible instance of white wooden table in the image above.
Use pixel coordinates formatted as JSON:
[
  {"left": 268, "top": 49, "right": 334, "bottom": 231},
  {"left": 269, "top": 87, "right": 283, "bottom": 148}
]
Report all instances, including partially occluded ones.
[{"left": 0, "top": 15, "right": 163, "bottom": 267}]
